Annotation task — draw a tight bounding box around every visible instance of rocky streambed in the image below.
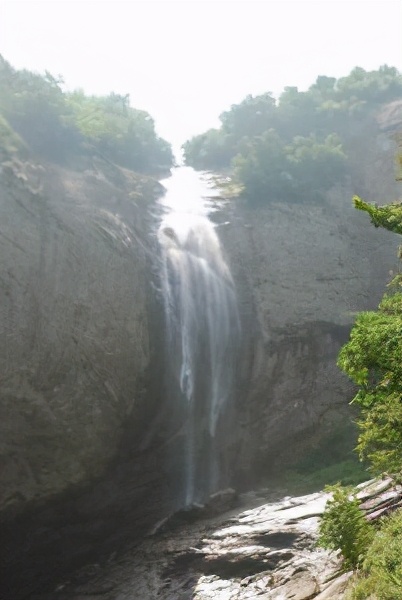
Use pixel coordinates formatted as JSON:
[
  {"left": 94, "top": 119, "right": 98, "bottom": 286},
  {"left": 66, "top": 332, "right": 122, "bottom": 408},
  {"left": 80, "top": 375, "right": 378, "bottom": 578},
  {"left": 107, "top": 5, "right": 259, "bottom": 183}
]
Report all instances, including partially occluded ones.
[{"left": 29, "top": 485, "right": 361, "bottom": 600}]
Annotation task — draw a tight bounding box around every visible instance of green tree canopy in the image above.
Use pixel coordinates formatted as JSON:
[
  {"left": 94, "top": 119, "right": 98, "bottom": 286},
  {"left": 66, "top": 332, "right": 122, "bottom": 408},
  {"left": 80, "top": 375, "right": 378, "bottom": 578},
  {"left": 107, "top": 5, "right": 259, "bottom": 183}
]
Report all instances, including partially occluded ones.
[
  {"left": 220, "top": 92, "right": 277, "bottom": 138},
  {"left": 183, "top": 65, "right": 402, "bottom": 205},
  {"left": 319, "top": 188, "right": 402, "bottom": 594},
  {"left": 354, "top": 196, "right": 402, "bottom": 235},
  {"left": 338, "top": 199, "right": 402, "bottom": 475},
  {"left": 231, "top": 131, "right": 347, "bottom": 204},
  {"left": 0, "top": 55, "right": 173, "bottom": 173}
]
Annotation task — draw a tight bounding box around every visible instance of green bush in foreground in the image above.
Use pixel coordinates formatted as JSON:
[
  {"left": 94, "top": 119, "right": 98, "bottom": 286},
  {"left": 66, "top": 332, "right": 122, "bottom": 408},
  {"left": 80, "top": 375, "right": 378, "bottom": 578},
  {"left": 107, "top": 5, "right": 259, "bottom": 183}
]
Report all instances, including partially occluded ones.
[
  {"left": 320, "top": 195, "right": 402, "bottom": 597},
  {"left": 348, "top": 509, "right": 402, "bottom": 600},
  {"left": 338, "top": 292, "right": 402, "bottom": 476},
  {"left": 318, "top": 484, "right": 374, "bottom": 570},
  {"left": 337, "top": 201, "right": 402, "bottom": 479}
]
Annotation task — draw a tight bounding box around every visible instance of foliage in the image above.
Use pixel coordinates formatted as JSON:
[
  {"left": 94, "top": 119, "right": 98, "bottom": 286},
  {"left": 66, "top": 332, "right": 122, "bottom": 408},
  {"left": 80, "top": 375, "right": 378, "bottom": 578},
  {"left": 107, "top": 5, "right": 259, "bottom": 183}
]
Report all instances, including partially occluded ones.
[
  {"left": 0, "top": 56, "right": 80, "bottom": 161},
  {"left": 357, "top": 393, "right": 402, "bottom": 475},
  {"left": 336, "top": 196, "right": 402, "bottom": 477},
  {"left": 315, "top": 144, "right": 402, "bottom": 586},
  {"left": 0, "top": 55, "right": 173, "bottom": 173},
  {"left": 336, "top": 65, "right": 402, "bottom": 106},
  {"left": 318, "top": 193, "right": 402, "bottom": 585},
  {"left": 318, "top": 484, "right": 375, "bottom": 570},
  {"left": 288, "top": 421, "right": 370, "bottom": 489},
  {"left": 220, "top": 92, "right": 277, "bottom": 139},
  {"left": 231, "top": 130, "right": 290, "bottom": 202},
  {"left": 0, "top": 114, "right": 28, "bottom": 160},
  {"left": 284, "top": 133, "right": 347, "bottom": 201},
  {"left": 230, "top": 131, "right": 347, "bottom": 204},
  {"left": 338, "top": 291, "right": 402, "bottom": 475},
  {"left": 348, "top": 509, "right": 402, "bottom": 599},
  {"left": 183, "top": 65, "right": 402, "bottom": 204},
  {"left": 354, "top": 195, "right": 402, "bottom": 235},
  {"left": 182, "top": 128, "right": 234, "bottom": 170},
  {"left": 284, "top": 460, "right": 369, "bottom": 495},
  {"left": 66, "top": 90, "right": 173, "bottom": 172}
]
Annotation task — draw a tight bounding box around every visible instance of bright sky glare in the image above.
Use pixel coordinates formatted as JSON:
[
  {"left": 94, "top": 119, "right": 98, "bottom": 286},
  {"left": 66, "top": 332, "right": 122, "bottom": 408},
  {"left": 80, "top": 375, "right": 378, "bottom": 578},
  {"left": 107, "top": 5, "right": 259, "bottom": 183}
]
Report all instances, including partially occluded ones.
[{"left": 1, "top": 0, "right": 401, "bottom": 153}]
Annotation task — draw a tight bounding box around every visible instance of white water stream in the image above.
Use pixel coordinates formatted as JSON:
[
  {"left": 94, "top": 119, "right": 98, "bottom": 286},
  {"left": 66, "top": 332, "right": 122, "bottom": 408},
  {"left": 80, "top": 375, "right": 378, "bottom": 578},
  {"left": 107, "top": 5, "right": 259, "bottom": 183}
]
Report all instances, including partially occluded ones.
[{"left": 158, "top": 167, "right": 240, "bottom": 506}]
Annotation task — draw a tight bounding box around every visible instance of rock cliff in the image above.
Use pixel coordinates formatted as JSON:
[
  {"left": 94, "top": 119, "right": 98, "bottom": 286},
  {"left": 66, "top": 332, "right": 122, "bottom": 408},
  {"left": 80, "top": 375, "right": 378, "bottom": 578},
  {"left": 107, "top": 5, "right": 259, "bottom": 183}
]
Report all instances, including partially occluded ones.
[
  {"left": 0, "top": 154, "right": 176, "bottom": 597},
  {"left": 215, "top": 133, "right": 401, "bottom": 483},
  {"left": 0, "top": 155, "right": 164, "bottom": 517}
]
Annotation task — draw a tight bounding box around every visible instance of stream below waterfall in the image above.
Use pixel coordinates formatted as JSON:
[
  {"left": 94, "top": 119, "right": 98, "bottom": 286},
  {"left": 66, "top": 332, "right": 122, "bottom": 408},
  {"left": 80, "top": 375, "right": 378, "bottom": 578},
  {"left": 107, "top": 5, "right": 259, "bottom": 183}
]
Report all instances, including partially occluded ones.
[
  {"left": 45, "top": 478, "right": 395, "bottom": 599},
  {"left": 40, "top": 483, "right": 358, "bottom": 600}
]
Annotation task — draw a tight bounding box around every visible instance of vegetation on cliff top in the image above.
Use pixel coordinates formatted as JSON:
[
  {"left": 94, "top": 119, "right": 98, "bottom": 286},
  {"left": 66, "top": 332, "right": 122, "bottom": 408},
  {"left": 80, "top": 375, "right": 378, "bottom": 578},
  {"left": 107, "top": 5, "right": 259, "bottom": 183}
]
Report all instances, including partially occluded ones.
[
  {"left": 0, "top": 55, "right": 173, "bottom": 174},
  {"left": 183, "top": 66, "right": 402, "bottom": 204}
]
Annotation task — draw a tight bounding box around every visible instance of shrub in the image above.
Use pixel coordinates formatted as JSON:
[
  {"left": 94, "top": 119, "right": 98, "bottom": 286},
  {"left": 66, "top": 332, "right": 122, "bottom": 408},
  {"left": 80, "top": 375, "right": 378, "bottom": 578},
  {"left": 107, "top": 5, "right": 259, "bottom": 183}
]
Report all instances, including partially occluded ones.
[
  {"left": 348, "top": 509, "right": 402, "bottom": 599},
  {"left": 318, "top": 484, "right": 374, "bottom": 570},
  {"left": 338, "top": 292, "right": 402, "bottom": 477}
]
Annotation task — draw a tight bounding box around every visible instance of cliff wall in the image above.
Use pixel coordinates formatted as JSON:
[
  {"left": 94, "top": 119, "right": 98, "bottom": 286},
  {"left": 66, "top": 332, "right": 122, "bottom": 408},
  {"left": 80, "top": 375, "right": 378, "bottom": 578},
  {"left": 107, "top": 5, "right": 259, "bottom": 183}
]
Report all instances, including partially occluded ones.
[{"left": 216, "top": 137, "right": 400, "bottom": 481}]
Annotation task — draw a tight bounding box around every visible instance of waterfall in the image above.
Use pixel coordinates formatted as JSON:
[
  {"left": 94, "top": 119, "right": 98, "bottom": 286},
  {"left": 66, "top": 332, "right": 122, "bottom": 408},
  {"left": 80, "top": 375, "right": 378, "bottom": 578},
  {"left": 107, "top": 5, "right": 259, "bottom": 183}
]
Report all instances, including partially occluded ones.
[{"left": 158, "top": 168, "right": 240, "bottom": 506}]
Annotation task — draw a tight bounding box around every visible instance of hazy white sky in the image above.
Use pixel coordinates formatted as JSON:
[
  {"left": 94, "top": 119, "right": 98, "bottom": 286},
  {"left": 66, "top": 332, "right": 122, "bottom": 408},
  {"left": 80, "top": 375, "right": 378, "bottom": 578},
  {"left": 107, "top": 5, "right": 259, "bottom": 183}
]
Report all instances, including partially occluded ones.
[{"left": 1, "top": 0, "right": 401, "bottom": 151}]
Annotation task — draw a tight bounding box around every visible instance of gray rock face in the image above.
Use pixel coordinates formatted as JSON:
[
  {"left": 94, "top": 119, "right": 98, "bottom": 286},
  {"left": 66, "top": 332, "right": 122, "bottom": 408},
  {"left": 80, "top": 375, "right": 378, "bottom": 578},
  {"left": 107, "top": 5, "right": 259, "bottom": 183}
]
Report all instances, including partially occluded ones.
[
  {"left": 215, "top": 156, "right": 400, "bottom": 478},
  {"left": 0, "top": 156, "right": 181, "bottom": 598},
  {"left": 0, "top": 156, "right": 160, "bottom": 517}
]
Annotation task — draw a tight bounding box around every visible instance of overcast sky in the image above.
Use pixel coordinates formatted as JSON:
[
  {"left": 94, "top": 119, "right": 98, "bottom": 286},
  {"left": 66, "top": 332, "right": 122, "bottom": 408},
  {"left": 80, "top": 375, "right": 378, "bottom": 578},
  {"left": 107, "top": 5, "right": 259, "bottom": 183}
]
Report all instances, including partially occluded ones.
[{"left": 1, "top": 0, "right": 401, "bottom": 152}]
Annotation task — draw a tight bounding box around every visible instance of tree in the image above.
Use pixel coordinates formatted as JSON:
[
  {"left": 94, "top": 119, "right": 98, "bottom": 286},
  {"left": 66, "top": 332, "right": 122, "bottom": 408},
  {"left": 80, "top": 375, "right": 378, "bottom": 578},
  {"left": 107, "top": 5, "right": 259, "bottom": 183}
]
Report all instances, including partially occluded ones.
[
  {"left": 219, "top": 92, "right": 277, "bottom": 139},
  {"left": 354, "top": 196, "right": 402, "bottom": 235},
  {"left": 183, "top": 65, "right": 402, "bottom": 205},
  {"left": 336, "top": 65, "right": 402, "bottom": 107},
  {"left": 182, "top": 128, "right": 234, "bottom": 170},
  {"left": 230, "top": 131, "right": 347, "bottom": 204},
  {"left": 284, "top": 133, "right": 347, "bottom": 201},
  {"left": 0, "top": 55, "right": 173, "bottom": 173},
  {"left": 0, "top": 56, "right": 81, "bottom": 160},
  {"left": 337, "top": 197, "right": 402, "bottom": 475},
  {"left": 231, "top": 129, "right": 291, "bottom": 202}
]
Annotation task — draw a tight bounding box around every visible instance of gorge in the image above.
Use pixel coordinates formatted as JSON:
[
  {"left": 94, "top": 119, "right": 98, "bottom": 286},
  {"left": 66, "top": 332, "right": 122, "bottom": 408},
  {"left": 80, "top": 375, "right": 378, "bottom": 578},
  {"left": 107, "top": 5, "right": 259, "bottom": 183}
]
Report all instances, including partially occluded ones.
[
  {"left": 0, "top": 151, "right": 399, "bottom": 598},
  {"left": 0, "top": 25, "right": 402, "bottom": 600},
  {"left": 1, "top": 58, "right": 402, "bottom": 597}
]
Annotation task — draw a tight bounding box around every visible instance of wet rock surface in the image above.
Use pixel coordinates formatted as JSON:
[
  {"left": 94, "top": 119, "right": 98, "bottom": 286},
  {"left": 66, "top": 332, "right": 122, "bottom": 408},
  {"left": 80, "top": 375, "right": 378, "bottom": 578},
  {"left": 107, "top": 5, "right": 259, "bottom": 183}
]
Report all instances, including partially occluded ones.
[{"left": 35, "top": 488, "right": 353, "bottom": 600}]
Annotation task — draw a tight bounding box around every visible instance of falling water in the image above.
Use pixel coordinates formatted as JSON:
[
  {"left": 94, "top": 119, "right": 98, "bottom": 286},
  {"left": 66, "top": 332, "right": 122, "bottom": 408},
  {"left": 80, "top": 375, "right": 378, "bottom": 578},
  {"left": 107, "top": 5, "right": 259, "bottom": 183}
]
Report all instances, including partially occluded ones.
[{"left": 158, "top": 168, "right": 240, "bottom": 506}]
